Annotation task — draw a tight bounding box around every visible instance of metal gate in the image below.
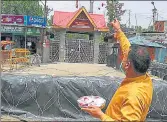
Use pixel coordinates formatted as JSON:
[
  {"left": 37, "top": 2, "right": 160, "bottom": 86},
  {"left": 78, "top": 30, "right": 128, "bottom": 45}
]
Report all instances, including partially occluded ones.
[
  {"left": 49, "top": 41, "right": 60, "bottom": 62},
  {"left": 98, "top": 42, "right": 109, "bottom": 64},
  {"left": 65, "top": 39, "right": 94, "bottom": 63}
]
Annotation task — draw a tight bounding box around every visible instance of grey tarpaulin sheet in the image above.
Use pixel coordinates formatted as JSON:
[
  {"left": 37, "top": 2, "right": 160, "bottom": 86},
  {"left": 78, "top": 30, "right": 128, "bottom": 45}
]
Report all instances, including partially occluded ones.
[{"left": 1, "top": 74, "right": 167, "bottom": 121}]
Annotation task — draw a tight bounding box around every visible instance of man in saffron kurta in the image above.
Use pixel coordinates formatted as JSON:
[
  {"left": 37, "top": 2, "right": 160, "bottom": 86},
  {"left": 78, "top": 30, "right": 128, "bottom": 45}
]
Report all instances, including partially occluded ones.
[{"left": 82, "top": 19, "right": 153, "bottom": 121}]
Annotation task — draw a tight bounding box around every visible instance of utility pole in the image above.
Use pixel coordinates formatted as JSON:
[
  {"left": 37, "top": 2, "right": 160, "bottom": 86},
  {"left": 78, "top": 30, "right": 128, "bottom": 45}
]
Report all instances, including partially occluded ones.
[
  {"left": 151, "top": 1, "right": 157, "bottom": 31},
  {"left": 76, "top": 0, "right": 78, "bottom": 8},
  {"left": 135, "top": 14, "right": 138, "bottom": 32},
  {"left": 128, "top": 10, "right": 131, "bottom": 28},
  {"left": 44, "top": 0, "right": 47, "bottom": 22},
  {"left": 89, "top": 0, "right": 94, "bottom": 13},
  {"left": 41, "top": 0, "right": 47, "bottom": 63}
]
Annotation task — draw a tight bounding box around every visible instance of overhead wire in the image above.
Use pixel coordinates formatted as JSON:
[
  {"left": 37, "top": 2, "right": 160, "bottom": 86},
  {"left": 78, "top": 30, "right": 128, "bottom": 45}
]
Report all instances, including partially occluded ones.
[{"left": 121, "top": 11, "right": 153, "bottom": 30}]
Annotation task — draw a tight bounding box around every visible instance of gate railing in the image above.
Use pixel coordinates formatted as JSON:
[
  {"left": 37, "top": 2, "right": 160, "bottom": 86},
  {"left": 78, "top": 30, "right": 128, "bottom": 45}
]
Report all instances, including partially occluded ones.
[
  {"left": 65, "top": 39, "right": 94, "bottom": 63},
  {"left": 49, "top": 38, "right": 110, "bottom": 64},
  {"left": 98, "top": 42, "right": 109, "bottom": 64},
  {"left": 49, "top": 40, "right": 60, "bottom": 62}
]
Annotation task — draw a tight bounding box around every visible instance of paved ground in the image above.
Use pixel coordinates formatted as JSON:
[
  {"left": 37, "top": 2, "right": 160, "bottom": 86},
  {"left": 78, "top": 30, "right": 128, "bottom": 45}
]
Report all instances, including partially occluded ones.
[{"left": 3, "top": 63, "right": 125, "bottom": 78}]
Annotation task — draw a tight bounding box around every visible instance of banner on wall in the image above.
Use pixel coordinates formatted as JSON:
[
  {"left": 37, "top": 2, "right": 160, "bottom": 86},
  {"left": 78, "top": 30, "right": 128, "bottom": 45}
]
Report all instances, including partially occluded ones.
[
  {"left": 1, "top": 25, "right": 24, "bottom": 33},
  {"left": 24, "top": 16, "right": 46, "bottom": 27},
  {"left": 26, "top": 28, "right": 41, "bottom": 36},
  {"left": 1, "top": 14, "right": 24, "bottom": 25}
]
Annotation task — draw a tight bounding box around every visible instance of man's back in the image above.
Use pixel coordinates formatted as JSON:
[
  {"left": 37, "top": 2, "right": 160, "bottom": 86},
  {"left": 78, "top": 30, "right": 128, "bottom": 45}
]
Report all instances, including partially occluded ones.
[
  {"left": 104, "top": 74, "right": 153, "bottom": 121},
  {"left": 82, "top": 20, "right": 153, "bottom": 121}
]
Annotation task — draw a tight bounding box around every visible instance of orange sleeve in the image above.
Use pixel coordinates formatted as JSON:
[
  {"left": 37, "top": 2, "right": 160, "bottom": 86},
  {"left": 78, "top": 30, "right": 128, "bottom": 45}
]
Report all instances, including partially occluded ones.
[
  {"left": 115, "top": 31, "right": 131, "bottom": 61},
  {"left": 100, "top": 114, "right": 115, "bottom": 121},
  {"left": 120, "top": 95, "right": 143, "bottom": 121}
]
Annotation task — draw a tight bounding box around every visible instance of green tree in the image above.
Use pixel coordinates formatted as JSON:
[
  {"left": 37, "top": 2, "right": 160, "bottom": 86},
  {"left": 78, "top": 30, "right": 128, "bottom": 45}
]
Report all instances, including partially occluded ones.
[
  {"left": 142, "top": 28, "right": 148, "bottom": 32},
  {"left": 106, "top": 0, "right": 126, "bottom": 30},
  {"left": 2, "top": 1, "right": 44, "bottom": 16},
  {"left": 131, "top": 25, "right": 135, "bottom": 29},
  {"left": 135, "top": 26, "right": 143, "bottom": 33},
  {"left": 148, "top": 26, "right": 153, "bottom": 31},
  {"left": 47, "top": 15, "right": 53, "bottom": 26}
]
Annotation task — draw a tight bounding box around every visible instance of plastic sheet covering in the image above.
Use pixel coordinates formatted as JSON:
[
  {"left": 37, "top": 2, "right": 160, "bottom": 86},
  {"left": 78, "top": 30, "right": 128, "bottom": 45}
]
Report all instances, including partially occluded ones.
[{"left": 1, "top": 74, "right": 167, "bottom": 121}]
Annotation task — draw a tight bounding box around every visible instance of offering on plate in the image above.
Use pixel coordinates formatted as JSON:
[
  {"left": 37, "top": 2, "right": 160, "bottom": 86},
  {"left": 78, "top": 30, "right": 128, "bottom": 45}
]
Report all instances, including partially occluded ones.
[{"left": 77, "top": 96, "right": 106, "bottom": 109}]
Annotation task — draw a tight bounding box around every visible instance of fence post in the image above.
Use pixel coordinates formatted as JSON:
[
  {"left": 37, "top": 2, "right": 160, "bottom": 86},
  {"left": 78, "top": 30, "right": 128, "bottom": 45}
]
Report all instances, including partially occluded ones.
[
  {"left": 59, "top": 30, "right": 66, "bottom": 62},
  {"left": 43, "top": 36, "right": 50, "bottom": 63},
  {"left": 93, "top": 31, "right": 100, "bottom": 64}
]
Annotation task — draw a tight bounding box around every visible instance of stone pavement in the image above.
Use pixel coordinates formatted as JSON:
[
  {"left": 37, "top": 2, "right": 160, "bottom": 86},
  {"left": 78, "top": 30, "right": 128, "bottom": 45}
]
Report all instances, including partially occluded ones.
[{"left": 3, "top": 63, "right": 125, "bottom": 78}]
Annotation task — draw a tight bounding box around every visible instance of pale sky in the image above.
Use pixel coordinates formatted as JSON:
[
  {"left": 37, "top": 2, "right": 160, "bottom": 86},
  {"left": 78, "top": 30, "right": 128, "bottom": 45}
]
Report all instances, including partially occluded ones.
[{"left": 46, "top": 1, "right": 167, "bottom": 29}]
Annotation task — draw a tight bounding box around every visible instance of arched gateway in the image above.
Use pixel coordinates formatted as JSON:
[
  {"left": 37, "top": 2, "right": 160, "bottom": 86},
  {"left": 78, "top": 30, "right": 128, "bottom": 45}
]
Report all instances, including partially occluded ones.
[{"left": 50, "top": 6, "right": 109, "bottom": 63}]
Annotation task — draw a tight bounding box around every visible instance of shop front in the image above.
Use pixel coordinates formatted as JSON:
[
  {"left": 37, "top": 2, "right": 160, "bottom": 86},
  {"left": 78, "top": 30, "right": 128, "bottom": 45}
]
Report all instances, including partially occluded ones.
[
  {"left": 25, "top": 27, "right": 41, "bottom": 54},
  {"left": 1, "top": 14, "right": 25, "bottom": 48},
  {"left": 1, "top": 25, "right": 25, "bottom": 48},
  {"left": 24, "top": 15, "right": 46, "bottom": 55},
  {"left": 1, "top": 14, "right": 46, "bottom": 54}
]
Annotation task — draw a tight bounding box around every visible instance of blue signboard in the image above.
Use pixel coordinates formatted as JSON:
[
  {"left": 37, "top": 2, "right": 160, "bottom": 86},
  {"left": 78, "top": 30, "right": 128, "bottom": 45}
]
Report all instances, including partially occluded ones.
[{"left": 24, "top": 16, "right": 46, "bottom": 27}]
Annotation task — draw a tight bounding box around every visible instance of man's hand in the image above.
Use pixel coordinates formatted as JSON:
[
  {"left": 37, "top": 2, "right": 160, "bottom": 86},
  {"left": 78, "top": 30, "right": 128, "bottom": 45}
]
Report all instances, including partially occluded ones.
[
  {"left": 81, "top": 105, "right": 105, "bottom": 119},
  {"left": 111, "top": 19, "right": 122, "bottom": 32}
]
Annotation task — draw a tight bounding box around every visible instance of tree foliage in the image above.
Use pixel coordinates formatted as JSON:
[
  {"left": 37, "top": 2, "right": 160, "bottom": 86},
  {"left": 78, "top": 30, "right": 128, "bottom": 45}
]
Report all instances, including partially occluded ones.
[
  {"left": 106, "top": 0, "right": 126, "bottom": 30},
  {"left": 148, "top": 26, "right": 154, "bottom": 31},
  {"left": 135, "top": 26, "right": 143, "bottom": 33},
  {"left": 47, "top": 15, "right": 53, "bottom": 26},
  {"left": 2, "top": 1, "right": 44, "bottom": 16},
  {"left": 131, "top": 25, "right": 149, "bottom": 33}
]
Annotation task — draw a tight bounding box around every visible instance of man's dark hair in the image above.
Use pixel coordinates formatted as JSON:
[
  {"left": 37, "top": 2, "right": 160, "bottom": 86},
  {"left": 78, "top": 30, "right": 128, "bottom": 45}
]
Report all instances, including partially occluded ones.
[{"left": 128, "top": 45, "right": 151, "bottom": 74}]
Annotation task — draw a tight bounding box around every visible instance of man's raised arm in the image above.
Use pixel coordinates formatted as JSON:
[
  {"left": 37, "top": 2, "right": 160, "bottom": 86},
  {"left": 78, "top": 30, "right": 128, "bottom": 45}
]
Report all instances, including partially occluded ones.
[{"left": 111, "top": 19, "right": 131, "bottom": 61}]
